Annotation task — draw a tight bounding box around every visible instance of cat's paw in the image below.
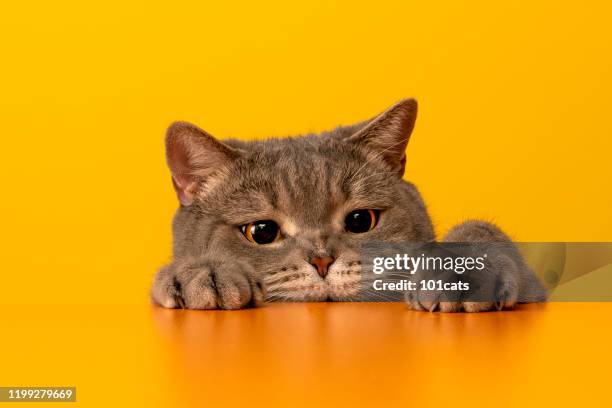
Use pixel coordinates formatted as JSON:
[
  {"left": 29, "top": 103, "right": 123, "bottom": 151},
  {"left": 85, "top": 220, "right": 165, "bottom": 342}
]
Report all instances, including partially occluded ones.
[
  {"left": 404, "top": 253, "right": 519, "bottom": 313},
  {"left": 152, "top": 259, "right": 263, "bottom": 310}
]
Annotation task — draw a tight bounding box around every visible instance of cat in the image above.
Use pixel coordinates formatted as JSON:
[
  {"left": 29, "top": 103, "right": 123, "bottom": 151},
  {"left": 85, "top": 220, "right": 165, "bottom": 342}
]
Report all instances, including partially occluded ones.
[{"left": 151, "top": 99, "right": 546, "bottom": 312}]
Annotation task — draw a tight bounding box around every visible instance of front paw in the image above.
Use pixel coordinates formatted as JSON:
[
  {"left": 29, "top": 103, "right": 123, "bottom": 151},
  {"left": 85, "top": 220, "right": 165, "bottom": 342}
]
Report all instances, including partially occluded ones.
[
  {"left": 152, "top": 259, "right": 263, "bottom": 310},
  {"left": 405, "top": 253, "right": 520, "bottom": 313}
]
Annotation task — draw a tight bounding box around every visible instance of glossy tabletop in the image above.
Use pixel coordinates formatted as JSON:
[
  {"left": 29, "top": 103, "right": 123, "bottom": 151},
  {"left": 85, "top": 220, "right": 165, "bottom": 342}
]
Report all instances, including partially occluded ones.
[{"left": 1, "top": 302, "right": 610, "bottom": 407}]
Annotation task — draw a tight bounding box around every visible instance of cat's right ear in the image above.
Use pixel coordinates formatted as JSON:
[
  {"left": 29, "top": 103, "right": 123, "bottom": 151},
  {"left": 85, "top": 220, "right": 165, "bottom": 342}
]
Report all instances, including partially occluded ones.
[{"left": 165, "top": 121, "right": 242, "bottom": 206}]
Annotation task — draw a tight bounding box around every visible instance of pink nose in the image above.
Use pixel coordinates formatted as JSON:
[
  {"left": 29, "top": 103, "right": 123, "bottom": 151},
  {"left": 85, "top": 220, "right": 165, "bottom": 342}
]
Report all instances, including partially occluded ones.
[{"left": 309, "top": 256, "right": 335, "bottom": 278}]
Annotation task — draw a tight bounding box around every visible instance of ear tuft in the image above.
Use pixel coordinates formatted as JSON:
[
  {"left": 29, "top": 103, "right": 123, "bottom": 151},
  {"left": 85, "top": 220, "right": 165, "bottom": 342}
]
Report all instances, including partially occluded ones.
[
  {"left": 347, "top": 98, "right": 418, "bottom": 176},
  {"left": 165, "top": 121, "right": 240, "bottom": 206}
]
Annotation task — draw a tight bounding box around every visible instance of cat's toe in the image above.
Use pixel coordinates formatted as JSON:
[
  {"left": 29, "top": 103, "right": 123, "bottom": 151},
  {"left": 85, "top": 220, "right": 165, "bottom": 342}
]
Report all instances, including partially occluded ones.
[
  {"left": 405, "top": 291, "right": 425, "bottom": 311},
  {"left": 439, "top": 301, "right": 462, "bottom": 312},
  {"left": 495, "top": 272, "right": 519, "bottom": 310},
  {"left": 424, "top": 301, "right": 438, "bottom": 312},
  {"left": 494, "top": 287, "right": 518, "bottom": 310},
  {"left": 215, "top": 272, "right": 253, "bottom": 310},
  {"left": 154, "top": 290, "right": 180, "bottom": 309},
  {"left": 182, "top": 270, "right": 219, "bottom": 309},
  {"left": 152, "top": 266, "right": 182, "bottom": 309},
  {"left": 462, "top": 302, "right": 495, "bottom": 313},
  {"left": 418, "top": 298, "right": 440, "bottom": 312}
]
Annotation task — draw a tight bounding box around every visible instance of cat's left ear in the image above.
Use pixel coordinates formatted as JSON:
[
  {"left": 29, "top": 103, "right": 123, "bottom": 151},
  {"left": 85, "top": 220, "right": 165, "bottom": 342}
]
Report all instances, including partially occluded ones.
[{"left": 345, "top": 98, "right": 417, "bottom": 176}]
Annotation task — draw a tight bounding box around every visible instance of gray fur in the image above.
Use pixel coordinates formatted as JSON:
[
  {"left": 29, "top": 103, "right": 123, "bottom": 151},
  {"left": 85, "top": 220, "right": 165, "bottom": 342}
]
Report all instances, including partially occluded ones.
[{"left": 151, "top": 99, "right": 545, "bottom": 311}]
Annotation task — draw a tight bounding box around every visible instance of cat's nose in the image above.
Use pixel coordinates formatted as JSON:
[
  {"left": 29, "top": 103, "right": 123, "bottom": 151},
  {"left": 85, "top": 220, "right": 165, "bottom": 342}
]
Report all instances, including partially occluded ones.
[{"left": 309, "top": 256, "right": 335, "bottom": 278}]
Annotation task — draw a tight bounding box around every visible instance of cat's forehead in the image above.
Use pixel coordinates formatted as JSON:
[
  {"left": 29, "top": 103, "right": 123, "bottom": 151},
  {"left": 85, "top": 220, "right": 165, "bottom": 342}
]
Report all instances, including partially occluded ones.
[
  {"left": 224, "top": 122, "right": 363, "bottom": 157},
  {"left": 215, "top": 135, "right": 396, "bottom": 226},
  {"left": 241, "top": 135, "right": 364, "bottom": 184}
]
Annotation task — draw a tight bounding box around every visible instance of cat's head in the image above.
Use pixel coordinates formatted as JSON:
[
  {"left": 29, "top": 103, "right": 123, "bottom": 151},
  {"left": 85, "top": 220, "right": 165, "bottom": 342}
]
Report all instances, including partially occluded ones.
[{"left": 165, "top": 99, "right": 434, "bottom": 301}]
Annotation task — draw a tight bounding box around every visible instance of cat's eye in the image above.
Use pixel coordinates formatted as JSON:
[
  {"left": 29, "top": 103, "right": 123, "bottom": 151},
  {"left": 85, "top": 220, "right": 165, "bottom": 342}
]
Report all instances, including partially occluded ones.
[
  {"left": 241, "top": 220, "right": 281, "bottom": 244},
  {"left": 344, "top": 209, "right": 380, "bottom": 233}
]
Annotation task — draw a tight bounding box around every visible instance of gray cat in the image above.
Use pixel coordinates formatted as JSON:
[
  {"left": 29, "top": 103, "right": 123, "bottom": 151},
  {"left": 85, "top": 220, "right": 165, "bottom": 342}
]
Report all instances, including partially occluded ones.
[{"left": 152, "top": 99, "right": 546, "bottom": 312}]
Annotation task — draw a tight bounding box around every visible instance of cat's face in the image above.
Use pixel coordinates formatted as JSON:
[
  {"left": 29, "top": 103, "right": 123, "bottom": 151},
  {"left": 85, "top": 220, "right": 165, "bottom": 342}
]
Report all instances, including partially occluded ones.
[{"left": 166, "top": 99, "right": 434, "bottom": 301}]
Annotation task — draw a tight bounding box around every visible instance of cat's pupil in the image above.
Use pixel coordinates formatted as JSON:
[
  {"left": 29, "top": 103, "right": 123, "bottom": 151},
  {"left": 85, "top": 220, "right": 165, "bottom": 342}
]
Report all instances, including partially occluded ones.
[
  {"left": 345, "top": 209, "right": 378, "bottom": 233},
  {"left": 248, "top": 221, "right": 279, "bottom": 244}
]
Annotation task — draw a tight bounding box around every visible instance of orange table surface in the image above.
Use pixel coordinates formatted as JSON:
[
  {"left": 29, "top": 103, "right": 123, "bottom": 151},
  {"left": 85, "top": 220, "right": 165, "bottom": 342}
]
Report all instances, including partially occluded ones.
[{"left": 1, "top": 302, "right": 610, "bottom": 407}]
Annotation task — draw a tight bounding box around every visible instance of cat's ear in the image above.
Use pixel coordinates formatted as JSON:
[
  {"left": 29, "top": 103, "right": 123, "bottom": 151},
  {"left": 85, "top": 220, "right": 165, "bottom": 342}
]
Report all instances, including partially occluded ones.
[
  {"left": 165, "top": 121, "right": 242, "bottom": 206},
  {"left": 345, "top": 98, "right": 417, "bottom": 176}
]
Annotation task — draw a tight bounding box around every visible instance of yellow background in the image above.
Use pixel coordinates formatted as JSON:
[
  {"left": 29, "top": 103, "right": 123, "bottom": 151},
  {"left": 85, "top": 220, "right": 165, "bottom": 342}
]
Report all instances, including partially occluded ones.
[{"left": 1, "top": 0, "right": 611, "bottom": 306}]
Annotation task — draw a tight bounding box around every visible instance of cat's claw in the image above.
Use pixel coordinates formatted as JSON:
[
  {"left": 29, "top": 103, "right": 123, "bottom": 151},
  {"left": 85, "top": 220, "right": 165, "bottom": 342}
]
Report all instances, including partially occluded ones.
[{"left": 175, "top": 294, "right": 186, "bottom": 309}]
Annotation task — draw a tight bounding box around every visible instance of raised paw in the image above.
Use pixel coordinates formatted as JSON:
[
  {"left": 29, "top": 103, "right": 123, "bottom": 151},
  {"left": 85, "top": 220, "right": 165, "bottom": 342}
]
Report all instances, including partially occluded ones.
[
  {"left": 404, "top": 252, "right": 520, "bottom": 313},
  {"left": 151, "top": 259, "right": 263, "bottom": 310},
  {"left": 404, "top": 220, "right": 545, "bottom": 313}
]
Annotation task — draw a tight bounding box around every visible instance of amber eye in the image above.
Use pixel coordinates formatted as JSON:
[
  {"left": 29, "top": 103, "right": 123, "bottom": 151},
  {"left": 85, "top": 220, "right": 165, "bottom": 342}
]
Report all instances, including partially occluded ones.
[
  {"left": 345, "top": 209, "right": 379, "bottom": 233},
  {"left": 241, "top": 220, "right": 281, "bottom": 244}
]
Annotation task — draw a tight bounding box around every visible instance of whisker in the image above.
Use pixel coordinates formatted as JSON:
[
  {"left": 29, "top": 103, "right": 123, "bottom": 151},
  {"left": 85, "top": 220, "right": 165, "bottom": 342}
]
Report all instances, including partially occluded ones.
[{"left": 265, "top": 273, "right": 304, "bottom": 286}]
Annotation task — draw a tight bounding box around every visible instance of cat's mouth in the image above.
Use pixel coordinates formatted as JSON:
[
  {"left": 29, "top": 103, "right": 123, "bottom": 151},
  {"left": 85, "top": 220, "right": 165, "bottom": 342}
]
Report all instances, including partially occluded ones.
[{"left": 262, "top": 261, "right": 363, "bottom": 302}]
